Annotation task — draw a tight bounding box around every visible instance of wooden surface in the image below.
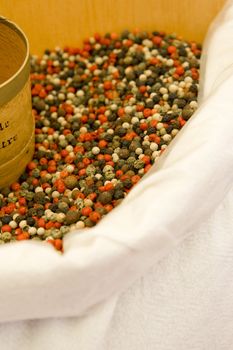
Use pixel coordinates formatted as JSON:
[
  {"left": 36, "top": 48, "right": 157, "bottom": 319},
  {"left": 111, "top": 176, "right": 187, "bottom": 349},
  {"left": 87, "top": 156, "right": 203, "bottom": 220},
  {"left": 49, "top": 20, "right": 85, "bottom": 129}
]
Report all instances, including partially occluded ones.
[{"left": 0, "top": 0, "right": 226, "bottom": 54}]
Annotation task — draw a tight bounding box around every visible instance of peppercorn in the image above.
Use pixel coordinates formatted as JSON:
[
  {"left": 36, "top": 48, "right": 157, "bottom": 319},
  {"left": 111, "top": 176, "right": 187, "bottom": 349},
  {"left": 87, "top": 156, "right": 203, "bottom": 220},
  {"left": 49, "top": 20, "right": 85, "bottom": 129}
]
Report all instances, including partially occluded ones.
[
  {"left": 98, "top": 192, "right": 113, "bottom": 205},
  {"left": 15, "top": 215, "right": 26, "bottom": 225},
  {"left": 134, "top": 160, "right": 145, "bottom": 169},
  {"left": 64, "top": 175, "right": 78, "bottom": 190},
  {"left": 1, "top": 232, "right": 12, "bottom": 242},
  {"left": 114, "top": 190, "right": 125, "bottom": 199},
  {"left": 116, "top": 127, "right": 127, "bottom": 137},
  {"left": 65, "top": 210, "right": 81, "bottom": 225},
  {"left": 34, "top": 192, "right": 47, "bottom": 204},
  {"left": 147, "top": 127, "right": 157, "bottom": 135},
  {"left": 26, "top": 217, "right": 36, "bottom": 226},
  {"left": 58, "top": 201, "right": 69, "bottom": 213},
  {"left": 175, "top": 98, "right": 187, "bottom": 108},
  {"left": 34, "top": 100, "right": 46, "bottom": 111},
  {"left": 95, "top": 207, "right": 107, "bottom": 216},
  {"left": 182, "top": 106, "right": 193, "bottom": 120},
  {"left": 1, "top": 215, "right": 12, "bottom": 225},
  {"left": 1, "top": 187, "right": 11, "bottom": 197},
  {"left": 118, "top": 148, "right": 130, "bottom": 159},
  {"left": 123, "top": 178, "right": 132, "bottom": 189},
  {"left": 84, "top": 218, "right": 95, "bottom": 227}
]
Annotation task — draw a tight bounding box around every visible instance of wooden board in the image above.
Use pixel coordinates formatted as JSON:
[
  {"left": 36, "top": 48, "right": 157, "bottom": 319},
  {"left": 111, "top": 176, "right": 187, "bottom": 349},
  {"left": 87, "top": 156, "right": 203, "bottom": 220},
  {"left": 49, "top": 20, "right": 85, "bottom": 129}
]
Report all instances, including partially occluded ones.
[{"left": 0, "top": 0, "right": 226, "bottom": 54}]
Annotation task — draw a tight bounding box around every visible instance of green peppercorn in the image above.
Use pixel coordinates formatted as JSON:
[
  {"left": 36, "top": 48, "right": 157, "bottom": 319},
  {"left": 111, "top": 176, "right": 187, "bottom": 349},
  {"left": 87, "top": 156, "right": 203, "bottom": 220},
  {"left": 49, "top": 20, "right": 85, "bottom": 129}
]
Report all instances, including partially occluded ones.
[
  {"left": 58, "top": 201, "right": 69, "bottom": 213},
  {"left": 118, "top": 148, "right": 130, "bottom": 159},
  {"left": 34, "top": 99, "right": 46, "bottom": 111},
  {"left": 84, "top": 218, "right": 95, "bottom": 227},
  {"left": 126, "top": 156, "right": 136, "bottom": 165},
  {"left": 114, "top": 190, "right": 124, "bottom": 199},
  {"left": 95, "top": 207, "right": 107, "bottom": 215},
  {"left": 64, "top": 175, "right": 78, "bottom": 189},
  {"left": 182, "top": 106, "right": 193, "bottom": 120},
  {"left": 1, "top": 232, "right": 12, "bottom": 242},
  {"left": 104, "top": 171, "right": 115, "bottom": 180},
  {"left": 123, "top": 178, "right": 132, "bottom": 189},
  {"left": 98, "top": 191, "right": 113, "bottom": 205},
  {"left": 134, "top": 160, "right": 145, "bottom": 169},
  {"left": 65, "top": 210, "right": 81, "bottom": 225},
  {"left": 86, "top": 165, "right": 96, "bottom": 176}
]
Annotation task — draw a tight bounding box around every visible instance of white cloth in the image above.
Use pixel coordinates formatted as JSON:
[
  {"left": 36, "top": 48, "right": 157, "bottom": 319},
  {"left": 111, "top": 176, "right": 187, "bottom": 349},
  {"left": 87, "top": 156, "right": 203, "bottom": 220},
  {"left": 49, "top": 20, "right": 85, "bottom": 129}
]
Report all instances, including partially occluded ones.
[
  {"left": 1, "top": 0, "right": 233, "bottom": 348},
  {"left": 1, "top": 189, "right": 233, "bottom": 350}
]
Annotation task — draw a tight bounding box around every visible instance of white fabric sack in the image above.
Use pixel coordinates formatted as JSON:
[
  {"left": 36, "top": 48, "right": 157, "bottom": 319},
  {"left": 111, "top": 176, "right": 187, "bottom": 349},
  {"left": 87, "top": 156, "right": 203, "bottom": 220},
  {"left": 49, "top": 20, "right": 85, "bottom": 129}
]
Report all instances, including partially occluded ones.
[{"left": 0, "top": 1, "right": 233, "bottom": 348}]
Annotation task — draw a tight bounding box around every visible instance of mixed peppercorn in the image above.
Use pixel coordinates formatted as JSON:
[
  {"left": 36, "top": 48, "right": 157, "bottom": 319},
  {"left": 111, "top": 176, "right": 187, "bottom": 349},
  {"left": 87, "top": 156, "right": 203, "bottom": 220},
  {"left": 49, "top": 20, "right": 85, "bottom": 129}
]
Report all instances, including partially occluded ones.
[{"left": 0, "top": 30, "right": 201, "bottom": 251}]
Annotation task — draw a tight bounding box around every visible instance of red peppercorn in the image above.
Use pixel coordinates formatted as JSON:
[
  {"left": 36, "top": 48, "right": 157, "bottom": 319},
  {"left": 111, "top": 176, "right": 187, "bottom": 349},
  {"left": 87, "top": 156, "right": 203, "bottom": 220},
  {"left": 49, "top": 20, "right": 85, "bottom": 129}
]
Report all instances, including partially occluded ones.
[
  {"left": 143, "top": 109, "right": 152, "bottom": 118},
  {"left": 152, "top": 36, "right": 162, "bottom": 46},
  {"left": 27, "top": 161, "right": 37, "bottom": 170},
  {"left": 18, "top": 198, "right": 26, "bottom": 207},
  {"left": 104, "top": 204, "right": 113, "bottom": 212},
  {"left": 45, "top": 222, "right": 54, "bottom": 230},
  {"left": 17, "top": 232, "right": 30, "bottom": 241},
  {"left": 81, "top": 207, "right": 93, "bottom": 216},
  {"left": 148, "top": 134, "right": 161, "bottom": 143},
  {"left": 175, "top": 66, "right": 185, "bottom": 76},
  {"left": 4, "top": 203, "right": 16, "bottom": 214},
  {"left": 98, "top": 114, "right": 108, "bottom": 123},
  {"left": 2, "top": 225, "right": 12, "bottom": 233},
  {"left": 32, "top": 178, "right": 39, "bottom": 187},
  {"left": 103, "top": 81, "right": 112, "bottom": 90},
  {"left": 81, "top": 115, "right": 88, "bottom": 123},
  {"left": 65, "top": 155, "right": 74, "bottom": 164},
  {"left": 94, "top": 202, "right": 103, "bottom": 209},
  {"left": 19, "top": 207, "right": 27, "bottom": 215},
  {"left": 167, "top": 45, "right": 176, "bottom": 54},
  {"left": 139, "top": 86, "right": 147, "bottom": 94},
  {"left": 99, "top": 186, "right": 106, "bottom": 192},
  {"left": 89, "top": 211, "right": 101, "bottom": 223},
  {"left": 116, "top": 170, "right": 123, "bottom": 178},
  {"left": 79, "top": 169, "right": 86, "bottom": 176},
  {"left": 98, "top": 140, "right": 108, "bottom": 148},
  {"left": 140, "top": 123, "right": 148, "bottom": 131},
  {"left": 149, "top": 57, "right": 159, "bottom": 65},
  {"left": 150, "top": 120, "right": 158, "bottom": 128},
  {"left": 131, "top": 175, "right": 141, "bottom": 184},
  {"left": 104, "top": 154, "right": 112, "bottom": 162},
  {"left": 47, "top": 165, "right": 56, "bottom": 173},
  {"left": 54, "top": 239, "right": 63, "bottom": 251},
  {"left": 142, "top": 155, "right": 151, "bottom": 165},
  {"left": 144, "top": 164, "right": 152, "bottom": 173},
  {"left": 37, "top": 218, "right": 46, "bottom": 228},
  {"left": 105, "top": 183, "right": 114, "bottom": 191},
  {"left": 57, "top": 183, "right": 66, "bottom": 193},
  {"left": 178, "top": 116, "right": 186, "bottom": 126},
  {"left": 15, "top": 228, "right": 22, "bottom": 235},
  {"left": 11, "top": 182, "right": 21, "bottom": 191},
  {"left": 50, "top": 105, "right": 57, "bottom": 112},
  {"left": 87, "top": 193, "right": 97, "bottom": 201}
]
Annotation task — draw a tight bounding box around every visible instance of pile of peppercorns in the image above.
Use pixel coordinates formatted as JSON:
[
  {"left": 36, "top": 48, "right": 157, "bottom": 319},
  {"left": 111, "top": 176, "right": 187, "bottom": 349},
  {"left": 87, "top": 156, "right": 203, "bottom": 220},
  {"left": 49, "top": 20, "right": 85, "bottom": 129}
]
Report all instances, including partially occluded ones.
[{"left": 0, "top": 30, "right": 201, "bottom": 251}]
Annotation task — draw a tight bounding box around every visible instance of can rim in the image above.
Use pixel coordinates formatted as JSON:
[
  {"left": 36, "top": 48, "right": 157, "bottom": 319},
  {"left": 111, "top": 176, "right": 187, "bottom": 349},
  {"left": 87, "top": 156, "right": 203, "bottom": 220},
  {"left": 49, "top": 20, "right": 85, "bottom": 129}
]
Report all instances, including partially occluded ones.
[{"left": 0, "top": 16, "right": 30, "bottom": 105}]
